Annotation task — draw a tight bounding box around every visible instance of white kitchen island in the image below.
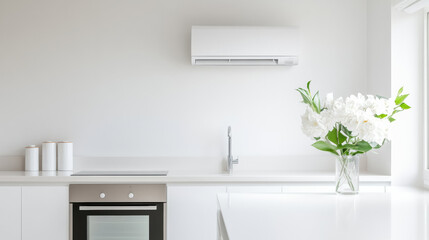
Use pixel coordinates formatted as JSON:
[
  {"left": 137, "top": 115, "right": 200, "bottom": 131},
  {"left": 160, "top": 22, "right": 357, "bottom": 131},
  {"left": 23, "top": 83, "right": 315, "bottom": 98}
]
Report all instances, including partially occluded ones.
[
  {"left": 217, "top": 188, "right": 429, "bottom": 240},
  {"left": 0, "top": 170, "right": 392, "bottom": 240}
]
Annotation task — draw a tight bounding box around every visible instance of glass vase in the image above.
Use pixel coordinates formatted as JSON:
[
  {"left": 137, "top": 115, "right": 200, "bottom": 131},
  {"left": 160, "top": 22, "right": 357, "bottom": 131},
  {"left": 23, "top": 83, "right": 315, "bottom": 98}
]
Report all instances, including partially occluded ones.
[{"left": 335, "top": 154, "right": 359, "bottom": 194}]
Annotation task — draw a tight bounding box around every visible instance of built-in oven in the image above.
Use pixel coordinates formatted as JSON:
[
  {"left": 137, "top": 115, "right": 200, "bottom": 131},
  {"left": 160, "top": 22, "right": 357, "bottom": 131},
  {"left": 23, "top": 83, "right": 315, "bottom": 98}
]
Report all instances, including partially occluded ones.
[{"left": 69, "top": 184, "right": 166, "bottom": 240}]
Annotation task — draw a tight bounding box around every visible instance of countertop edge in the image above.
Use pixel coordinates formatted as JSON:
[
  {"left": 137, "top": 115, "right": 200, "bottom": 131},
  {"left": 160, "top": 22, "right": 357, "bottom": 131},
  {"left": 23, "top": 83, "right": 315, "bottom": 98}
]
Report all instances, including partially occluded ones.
[{"left": 0, "top": 172, "right": 391, "bottom": 185}]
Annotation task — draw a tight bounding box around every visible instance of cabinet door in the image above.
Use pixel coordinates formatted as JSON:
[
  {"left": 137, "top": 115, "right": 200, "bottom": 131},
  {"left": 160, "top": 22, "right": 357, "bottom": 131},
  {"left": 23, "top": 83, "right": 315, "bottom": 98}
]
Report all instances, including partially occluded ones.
[
  {"left": 0, "top": 186, "right": 21, "bottom": 240},
  {"left": 22, "top": 186, "right": 69, "bottom": 240},
  {"left": 227, "top": 185, "right": 282, "bottom": 193},
  {"left": 167, "top": 185, "right": 226, "bottom": 240}
]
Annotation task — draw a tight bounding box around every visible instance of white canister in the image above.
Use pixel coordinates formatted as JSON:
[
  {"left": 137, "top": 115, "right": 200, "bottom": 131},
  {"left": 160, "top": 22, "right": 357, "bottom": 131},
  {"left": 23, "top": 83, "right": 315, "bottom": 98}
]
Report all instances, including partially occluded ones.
[
  {"left": 58, "top": 142, "right": 73, "bottom": 171},
  {"left": 25, "top": 145, "right": 39, "bottom": 171},
  {"left": 42, "top": 141, "right": 56, "bottom": 171}
]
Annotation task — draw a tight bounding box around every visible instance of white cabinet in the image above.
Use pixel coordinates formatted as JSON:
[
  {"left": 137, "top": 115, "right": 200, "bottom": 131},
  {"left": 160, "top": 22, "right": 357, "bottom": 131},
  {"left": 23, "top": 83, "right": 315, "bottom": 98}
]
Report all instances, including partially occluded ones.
[
  {"left": 227, "top": 185, "right": 282, "bottom": 193},
  {"left": 0, "top": 187, "right": 21, "bottom": 240},
  {"left": 22, "top": 186, "right": 69, "bottom": 240},
  {"left": 167, "top": 185, "right": 227, "bottom": 240},
  {"left": 167, "top": 185, "right": 284, "bottom": 240}
]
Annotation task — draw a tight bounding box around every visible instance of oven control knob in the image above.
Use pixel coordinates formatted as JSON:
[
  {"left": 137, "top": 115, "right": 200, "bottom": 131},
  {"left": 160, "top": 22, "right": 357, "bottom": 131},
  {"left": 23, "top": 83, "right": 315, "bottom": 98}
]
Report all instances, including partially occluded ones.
[
  {"left": 99, "top": 193, "right": 106, "bottom": 199},
  {"left": 128, "top": 193, "right": 134, "bottom": 199}
]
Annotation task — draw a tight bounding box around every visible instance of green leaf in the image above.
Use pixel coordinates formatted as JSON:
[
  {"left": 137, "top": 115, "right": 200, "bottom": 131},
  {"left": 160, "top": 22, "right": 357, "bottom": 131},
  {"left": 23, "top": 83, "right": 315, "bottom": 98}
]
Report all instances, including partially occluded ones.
[
  {"left": 311, "top": 103, "right": 319, "bottom": 113},
  {"left": 327, "top": 129, "right": 337, "bottom": 144},
  {"left": 312, "top": 91, "right": 321, "bottom": 113},
  {"left": 388, "top": 116, "right": 396, "bottom": 122},
  {"left": 312, "top": 141, "right": 339, "bottom": 156},
  {"left": 400, "top": 103, "right": 411, "bottom": 110},
  {"left": 392, "top": 109, "right": 401, "bottom": 115},
  {"left": 296, "top": 89, "right": 312, "bottom": 106},
  {"left": 375, "top": 114, "right": 387, "bottom": 119},
  {"left": 354, "top": 141, "right": 373, "bottom": 152},
  {"left": 339, "top": 144, "right": 354, "bottom": 150},
  {"left": 297, "top": 87, "right": 309, "bottom": 96},
  {"left": 327, "top": 128, "right": 347, "bottom": 146},
  {"left": 351, "top": 151, "right": 365, "bottom": 156},
  {"left": 338, "top": 132, "right": 347, "bottom": 145},
  {"left": 339, "top": 141, "right": 372, "bottom": 153},
  {"left": 397, "top": 87, "right": 403, "bottom": 96},
  {"left": 340, "top": 125, "right": 353, "bottom": 137},
  {"left": 395, "top": 94, "right": 409, "bottom": 105},
  {"left": 306, "top": 81, "right": 311, "bottom": 93}
]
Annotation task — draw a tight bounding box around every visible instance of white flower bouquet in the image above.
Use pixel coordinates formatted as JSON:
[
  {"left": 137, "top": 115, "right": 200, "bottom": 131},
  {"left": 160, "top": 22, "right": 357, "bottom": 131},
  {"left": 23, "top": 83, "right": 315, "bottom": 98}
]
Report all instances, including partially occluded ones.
[{"left": 297, "top": 81, "right": 410, "bottom": 193}]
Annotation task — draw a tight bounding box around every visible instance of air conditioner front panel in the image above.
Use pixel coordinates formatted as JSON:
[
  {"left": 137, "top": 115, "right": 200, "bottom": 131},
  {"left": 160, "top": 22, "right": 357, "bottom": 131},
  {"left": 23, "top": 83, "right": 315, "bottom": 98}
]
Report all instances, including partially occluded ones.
[{"left": 191, "top": 26, "right": 299, "bottom": 60}]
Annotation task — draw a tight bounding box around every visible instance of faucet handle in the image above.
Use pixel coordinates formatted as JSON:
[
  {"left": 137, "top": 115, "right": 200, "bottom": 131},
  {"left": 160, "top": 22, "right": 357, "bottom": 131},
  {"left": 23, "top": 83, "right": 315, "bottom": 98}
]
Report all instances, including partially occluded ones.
[{"left": 228, "top": 126, "right": 232, "bottom": 138}]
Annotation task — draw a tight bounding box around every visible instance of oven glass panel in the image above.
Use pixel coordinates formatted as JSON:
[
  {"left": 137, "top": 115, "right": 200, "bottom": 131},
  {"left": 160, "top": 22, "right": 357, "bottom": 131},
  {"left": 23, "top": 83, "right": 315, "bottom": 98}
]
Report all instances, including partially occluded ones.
[{"left": 87, "top": 215, "right": 149, "bottom": 240}]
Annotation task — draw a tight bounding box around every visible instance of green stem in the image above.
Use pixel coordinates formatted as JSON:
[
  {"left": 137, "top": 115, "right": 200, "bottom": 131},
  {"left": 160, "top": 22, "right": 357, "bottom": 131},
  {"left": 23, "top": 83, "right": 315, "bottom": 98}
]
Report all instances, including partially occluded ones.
[{"left": 336, "top": 155, "right": 356, "bottom": 193}]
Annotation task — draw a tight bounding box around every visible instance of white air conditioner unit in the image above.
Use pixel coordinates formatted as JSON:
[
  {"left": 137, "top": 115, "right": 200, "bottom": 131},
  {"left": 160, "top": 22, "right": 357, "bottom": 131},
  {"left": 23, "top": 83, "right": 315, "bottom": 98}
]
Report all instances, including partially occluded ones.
[{"left": 191, "top": 26, "right": 299, "bottom": 66}]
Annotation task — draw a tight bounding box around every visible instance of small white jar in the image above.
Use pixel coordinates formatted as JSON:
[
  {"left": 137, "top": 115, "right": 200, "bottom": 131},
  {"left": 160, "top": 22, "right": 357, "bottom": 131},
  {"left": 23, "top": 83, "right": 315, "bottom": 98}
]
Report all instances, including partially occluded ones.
[
  {"left": 42, "top": 141, "right": 56, "bottom": 171},
  {"left": 58, "top": 142, "right": 73, "bottom": 171},
  {"left": 25, "top": 145, "right": 39, "bottom": 171}
]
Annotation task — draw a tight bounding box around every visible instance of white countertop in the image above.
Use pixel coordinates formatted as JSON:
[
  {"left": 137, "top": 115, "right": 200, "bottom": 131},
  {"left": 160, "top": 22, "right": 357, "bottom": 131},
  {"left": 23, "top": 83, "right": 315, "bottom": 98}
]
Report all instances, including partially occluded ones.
[
  {"left": 217, "top": 187, "right": 429, "bottom": 240},
  {"left": 0, "top": 171, "right": 391, "bottom": 185}
]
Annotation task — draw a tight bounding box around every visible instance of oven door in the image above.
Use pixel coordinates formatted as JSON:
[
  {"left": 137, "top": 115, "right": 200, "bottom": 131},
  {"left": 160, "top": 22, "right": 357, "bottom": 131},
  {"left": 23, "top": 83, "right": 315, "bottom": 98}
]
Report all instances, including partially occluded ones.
[{"left": 73, "top": 202, "right": 164, "bottom": 240}]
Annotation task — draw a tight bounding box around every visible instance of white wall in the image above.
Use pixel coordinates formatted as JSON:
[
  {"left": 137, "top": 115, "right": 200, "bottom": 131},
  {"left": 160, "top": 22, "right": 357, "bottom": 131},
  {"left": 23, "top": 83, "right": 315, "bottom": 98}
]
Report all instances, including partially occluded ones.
[
  {"left": 0, "top": 0, "right": 370, "bottom": 171},
  {"left": 391, "top": 8, "right": 424, "bottom": 186},
  {"left": 366, "top": 0, "right": 392, "bottom": 175}
]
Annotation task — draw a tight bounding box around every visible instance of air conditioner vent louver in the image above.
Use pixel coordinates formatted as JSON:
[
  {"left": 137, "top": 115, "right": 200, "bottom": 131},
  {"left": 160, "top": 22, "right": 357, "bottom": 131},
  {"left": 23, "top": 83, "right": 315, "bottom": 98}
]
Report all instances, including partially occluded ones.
[
  {"left": 192, "top": 57, "right": 298, "bottom": 66},
  {"left": 191, "top": 26, "right": 299, "bottom": 66}
]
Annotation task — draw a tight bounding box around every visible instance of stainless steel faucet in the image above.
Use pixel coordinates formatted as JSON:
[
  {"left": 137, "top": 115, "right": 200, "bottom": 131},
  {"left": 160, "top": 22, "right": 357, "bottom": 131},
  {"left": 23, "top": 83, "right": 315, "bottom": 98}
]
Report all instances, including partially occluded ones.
[{"left": 227, "top": 126, "right": 239, "bottom": 174}]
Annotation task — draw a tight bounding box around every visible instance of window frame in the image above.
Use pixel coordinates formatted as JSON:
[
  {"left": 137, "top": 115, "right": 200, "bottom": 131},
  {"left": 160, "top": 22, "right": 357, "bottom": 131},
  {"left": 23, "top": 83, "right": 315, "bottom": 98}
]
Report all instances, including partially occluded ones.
[{"left": 423, "top": 9, "right": 429, "bottom": 188}]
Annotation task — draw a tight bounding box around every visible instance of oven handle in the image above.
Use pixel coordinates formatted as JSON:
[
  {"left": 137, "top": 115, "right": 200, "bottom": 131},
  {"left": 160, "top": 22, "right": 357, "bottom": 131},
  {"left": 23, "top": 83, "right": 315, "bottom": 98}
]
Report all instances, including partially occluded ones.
[{"left": 79, "top": 206, "right": 157, "bottom": 211}]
